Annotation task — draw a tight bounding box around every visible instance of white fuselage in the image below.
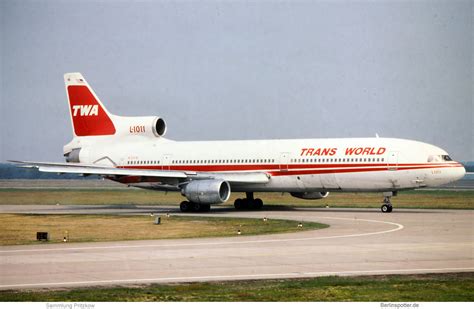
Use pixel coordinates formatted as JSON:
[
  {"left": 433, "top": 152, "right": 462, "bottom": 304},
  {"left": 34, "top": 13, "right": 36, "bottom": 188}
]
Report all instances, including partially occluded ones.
[{"left": 68, "top": 136, "right": 466, "bottom": 193}]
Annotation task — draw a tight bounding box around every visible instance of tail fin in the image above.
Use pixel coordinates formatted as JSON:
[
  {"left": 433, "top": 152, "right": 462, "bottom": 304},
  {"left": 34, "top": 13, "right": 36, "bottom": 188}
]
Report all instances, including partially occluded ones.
[{"left": 64, "top": 73, "right": 116, "bottom": 137}]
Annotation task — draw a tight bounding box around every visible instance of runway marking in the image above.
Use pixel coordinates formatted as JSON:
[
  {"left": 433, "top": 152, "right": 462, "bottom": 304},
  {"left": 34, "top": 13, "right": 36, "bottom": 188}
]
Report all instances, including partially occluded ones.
[
  {"left": 1, "top": 267, "right": 473, "bottom": 289},
  {"left": 0, "top": 217, "right": 403, "bottom": 253}
]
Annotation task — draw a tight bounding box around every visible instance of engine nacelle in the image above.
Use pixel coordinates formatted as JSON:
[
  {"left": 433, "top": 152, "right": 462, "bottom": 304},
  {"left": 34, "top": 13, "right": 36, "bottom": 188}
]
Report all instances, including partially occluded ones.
[
  {"left": 151, "top": 117, "right": 167, "bottom": 137},
  {"left": 183, "top": 179, "right": 231, "bottom": 204},
  {"left": 290, "top": 192, "right": 329, "bottom": 200},
  {"left": 116, "top": 115, "right": 167, "bottom": 138}
]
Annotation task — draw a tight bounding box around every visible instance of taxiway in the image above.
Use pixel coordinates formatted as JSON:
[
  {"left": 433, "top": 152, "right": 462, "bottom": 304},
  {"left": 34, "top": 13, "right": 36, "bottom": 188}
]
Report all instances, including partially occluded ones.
[{"left": 0, "top": 205, "right": 472, "bottom": 289}]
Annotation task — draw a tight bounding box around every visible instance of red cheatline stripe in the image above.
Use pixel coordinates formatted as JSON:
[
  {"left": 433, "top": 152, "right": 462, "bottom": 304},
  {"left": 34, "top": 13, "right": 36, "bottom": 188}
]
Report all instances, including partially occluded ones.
[
  {"left": 115, "top": 163, "right": 462, "bottom": 176},
  {"left": 118, "top": 162, "right": 463, "bottom": 173},
  {"left": 269, "top": 164, "right": 460, "bottom": 176}
]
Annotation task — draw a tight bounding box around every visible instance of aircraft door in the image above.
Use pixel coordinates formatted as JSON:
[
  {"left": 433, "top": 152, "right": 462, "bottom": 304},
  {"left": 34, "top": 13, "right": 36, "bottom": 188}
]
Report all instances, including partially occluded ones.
[
  {"left": 387, "top": 151, "right": 399, "bottom": 171},
  {"left": 162, "top": 154, "right": 172, "bottom": 170},
  {"left": 279, "top": 152, "right": 289, "bottom": 171}
]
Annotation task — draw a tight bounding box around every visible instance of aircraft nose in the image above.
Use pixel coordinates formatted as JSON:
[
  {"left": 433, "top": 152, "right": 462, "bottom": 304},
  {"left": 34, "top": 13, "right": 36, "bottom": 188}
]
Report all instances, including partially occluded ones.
[{"left": 452, "top": 163, "right": 466, "bottom": 181}]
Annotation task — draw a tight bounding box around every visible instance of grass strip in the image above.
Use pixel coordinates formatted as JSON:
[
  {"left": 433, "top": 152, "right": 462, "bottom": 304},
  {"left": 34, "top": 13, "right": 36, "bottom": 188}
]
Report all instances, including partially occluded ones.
[
  {"left": 1, "top": 272, "right": 473, "bottom": 301},
  {"left": 0, "top": 190, "right": 472, "bottom": 209},
  {"left": 0, "top": 214, "right": 327, "bottom": 246}
]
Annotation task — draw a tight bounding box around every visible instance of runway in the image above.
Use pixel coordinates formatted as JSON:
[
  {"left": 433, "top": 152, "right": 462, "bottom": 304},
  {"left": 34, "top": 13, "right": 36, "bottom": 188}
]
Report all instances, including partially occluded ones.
[{"left": 0, "top": 205, "right": 473, "bottom": 289}]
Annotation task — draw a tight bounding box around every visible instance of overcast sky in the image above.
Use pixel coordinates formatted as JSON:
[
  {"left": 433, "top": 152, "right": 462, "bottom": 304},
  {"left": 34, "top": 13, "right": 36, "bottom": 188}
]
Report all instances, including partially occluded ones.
[{"left": 1, "top": 0, "right": 472, "bottom": 162}]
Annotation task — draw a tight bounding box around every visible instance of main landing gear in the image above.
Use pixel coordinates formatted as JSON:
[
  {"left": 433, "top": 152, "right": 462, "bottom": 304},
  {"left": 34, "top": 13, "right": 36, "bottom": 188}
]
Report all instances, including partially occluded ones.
[
  {"left": 179, "top": 201, "right": 211, "bottom": 213},
  {"left": 234, "top": 192, "right": 263, "bottom": 210},
  {"left": 381, "top": 192, "right": 395, "bottom": 213}
]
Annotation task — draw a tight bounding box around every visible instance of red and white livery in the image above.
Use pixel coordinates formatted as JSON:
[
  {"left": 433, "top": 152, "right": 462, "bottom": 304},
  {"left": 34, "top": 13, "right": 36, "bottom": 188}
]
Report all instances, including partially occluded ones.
[{"left": 13, "top": 73, "right": 466, "bottom": 213}]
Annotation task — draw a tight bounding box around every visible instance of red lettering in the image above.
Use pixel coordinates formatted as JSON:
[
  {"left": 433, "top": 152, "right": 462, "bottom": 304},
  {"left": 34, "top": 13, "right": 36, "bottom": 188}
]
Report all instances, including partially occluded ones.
[
  {"left": 307, "top": 148, "right": 314, "bottom": 156},
  {"left": 300, "top": 148, "right": 308, "bottom": 156},
  {"left": 329, "top": 148, "right": 337, "bottom": 156},
  {"left": 314, "top": 148, "right": 321, "bottom": 156},
  {"left": 377, "top": 147, "right": 386, "bottom": 155},
  {"left": 129, "top": 125, "right": 145, "bottom": 134},
  {"left": 345, "top": 148, "right": 356, "bottom": 155},
  {"left": 355, "top": 148, "right": 363, "bottom": 155},
  {"left": 321, "top": 148, "right": 330, "bottom": 156},
  {"left": 369, "top": 147, "right": 376, "bottom": 155},
  {"left": 362, "top": 148, "right": 371, "bottom": 155}
]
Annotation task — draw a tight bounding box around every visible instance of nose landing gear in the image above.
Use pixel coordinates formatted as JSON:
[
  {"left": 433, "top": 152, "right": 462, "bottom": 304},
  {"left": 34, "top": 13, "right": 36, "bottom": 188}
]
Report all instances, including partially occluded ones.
[{"left": 381, "top": 192, "right": 395, "bottom": 213}]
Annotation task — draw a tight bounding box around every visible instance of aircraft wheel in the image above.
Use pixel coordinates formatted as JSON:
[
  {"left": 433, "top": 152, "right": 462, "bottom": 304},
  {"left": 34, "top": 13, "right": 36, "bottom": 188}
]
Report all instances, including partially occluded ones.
[
  {"left": 192, "top": 203, "right": 203, "bottom": 212},
  {"left": 381, "top": 204, "right": 390, "bottom": 213},
  {"left": 201, "top": 204, "right": 211, "bottom": 212},
  {"left": 254, "top": 198, "right": 263, "bottom": 209},
  {"left": 234, "top": 198, "right": 243, "bottom": 210},
  {"left": 180, "top": 201, "right": 190, "bottom": 212},
  {"left": 387, "top": 205, "right": 393, "bottom": 213}
]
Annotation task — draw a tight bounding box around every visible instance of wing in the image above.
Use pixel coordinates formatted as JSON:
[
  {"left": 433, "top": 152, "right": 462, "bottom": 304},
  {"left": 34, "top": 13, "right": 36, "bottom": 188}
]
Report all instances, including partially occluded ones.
[{"left": 8, "top": 160, "right": 270, "bottom": 186}]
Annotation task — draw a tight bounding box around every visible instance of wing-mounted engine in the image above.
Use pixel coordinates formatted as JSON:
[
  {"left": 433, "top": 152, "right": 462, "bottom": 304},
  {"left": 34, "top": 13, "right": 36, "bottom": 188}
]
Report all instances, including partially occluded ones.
[
  {"left": 182, "top": 179, "right": 231, "bottom": 204},
  {"left": 290, "top": 192, "right": 329, "bottom": 200},
  {"left": 113, "top": 115, "right": 167, "bottom": 138}
]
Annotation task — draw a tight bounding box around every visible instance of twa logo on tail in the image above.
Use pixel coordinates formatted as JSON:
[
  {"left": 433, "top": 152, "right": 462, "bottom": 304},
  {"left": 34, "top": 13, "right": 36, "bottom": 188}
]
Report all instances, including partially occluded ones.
[
  {"left": 66, "top": 79, "right": 116, "bottom": 136},
  {"left": 72, "top": 105, "right": 99, "bottom": 117}
]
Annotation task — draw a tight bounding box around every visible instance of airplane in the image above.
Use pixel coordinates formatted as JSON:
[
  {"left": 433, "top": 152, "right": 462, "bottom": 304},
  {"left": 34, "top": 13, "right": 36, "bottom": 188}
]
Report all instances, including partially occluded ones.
[{"left": 11, "top": 73, "right": 466, "bottom": 213}]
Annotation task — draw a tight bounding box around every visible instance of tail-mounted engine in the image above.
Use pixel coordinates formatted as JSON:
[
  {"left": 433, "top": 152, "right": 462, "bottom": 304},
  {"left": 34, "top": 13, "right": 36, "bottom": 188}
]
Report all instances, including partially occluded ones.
[
  {"left": 152, "top": 117, "right": 167, "bottom": 137},
  {"left": 115, "top": 115, "right": 167, "bottom": 138}
]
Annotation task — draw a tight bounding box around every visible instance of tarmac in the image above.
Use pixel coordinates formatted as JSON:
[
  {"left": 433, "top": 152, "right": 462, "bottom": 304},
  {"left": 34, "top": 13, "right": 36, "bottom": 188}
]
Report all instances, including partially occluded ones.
[{"left": 0, "top": 204, "right": 472, "bottom": 290}]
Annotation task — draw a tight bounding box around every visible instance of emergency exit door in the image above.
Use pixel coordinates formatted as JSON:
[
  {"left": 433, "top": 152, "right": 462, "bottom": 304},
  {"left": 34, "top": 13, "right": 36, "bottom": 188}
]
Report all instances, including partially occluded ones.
[{"left": 387, "top": 151, "right": 398, "bottom": 171}]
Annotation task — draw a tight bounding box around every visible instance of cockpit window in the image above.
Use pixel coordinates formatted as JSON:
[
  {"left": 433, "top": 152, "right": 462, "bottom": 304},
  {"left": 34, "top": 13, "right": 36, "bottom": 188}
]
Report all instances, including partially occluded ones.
[
  {"left": 428, "top": 155, "right": 453, "bottom": 162},
  {"left": 442, "top": 155, "right": 453, "bottom": 161}
]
